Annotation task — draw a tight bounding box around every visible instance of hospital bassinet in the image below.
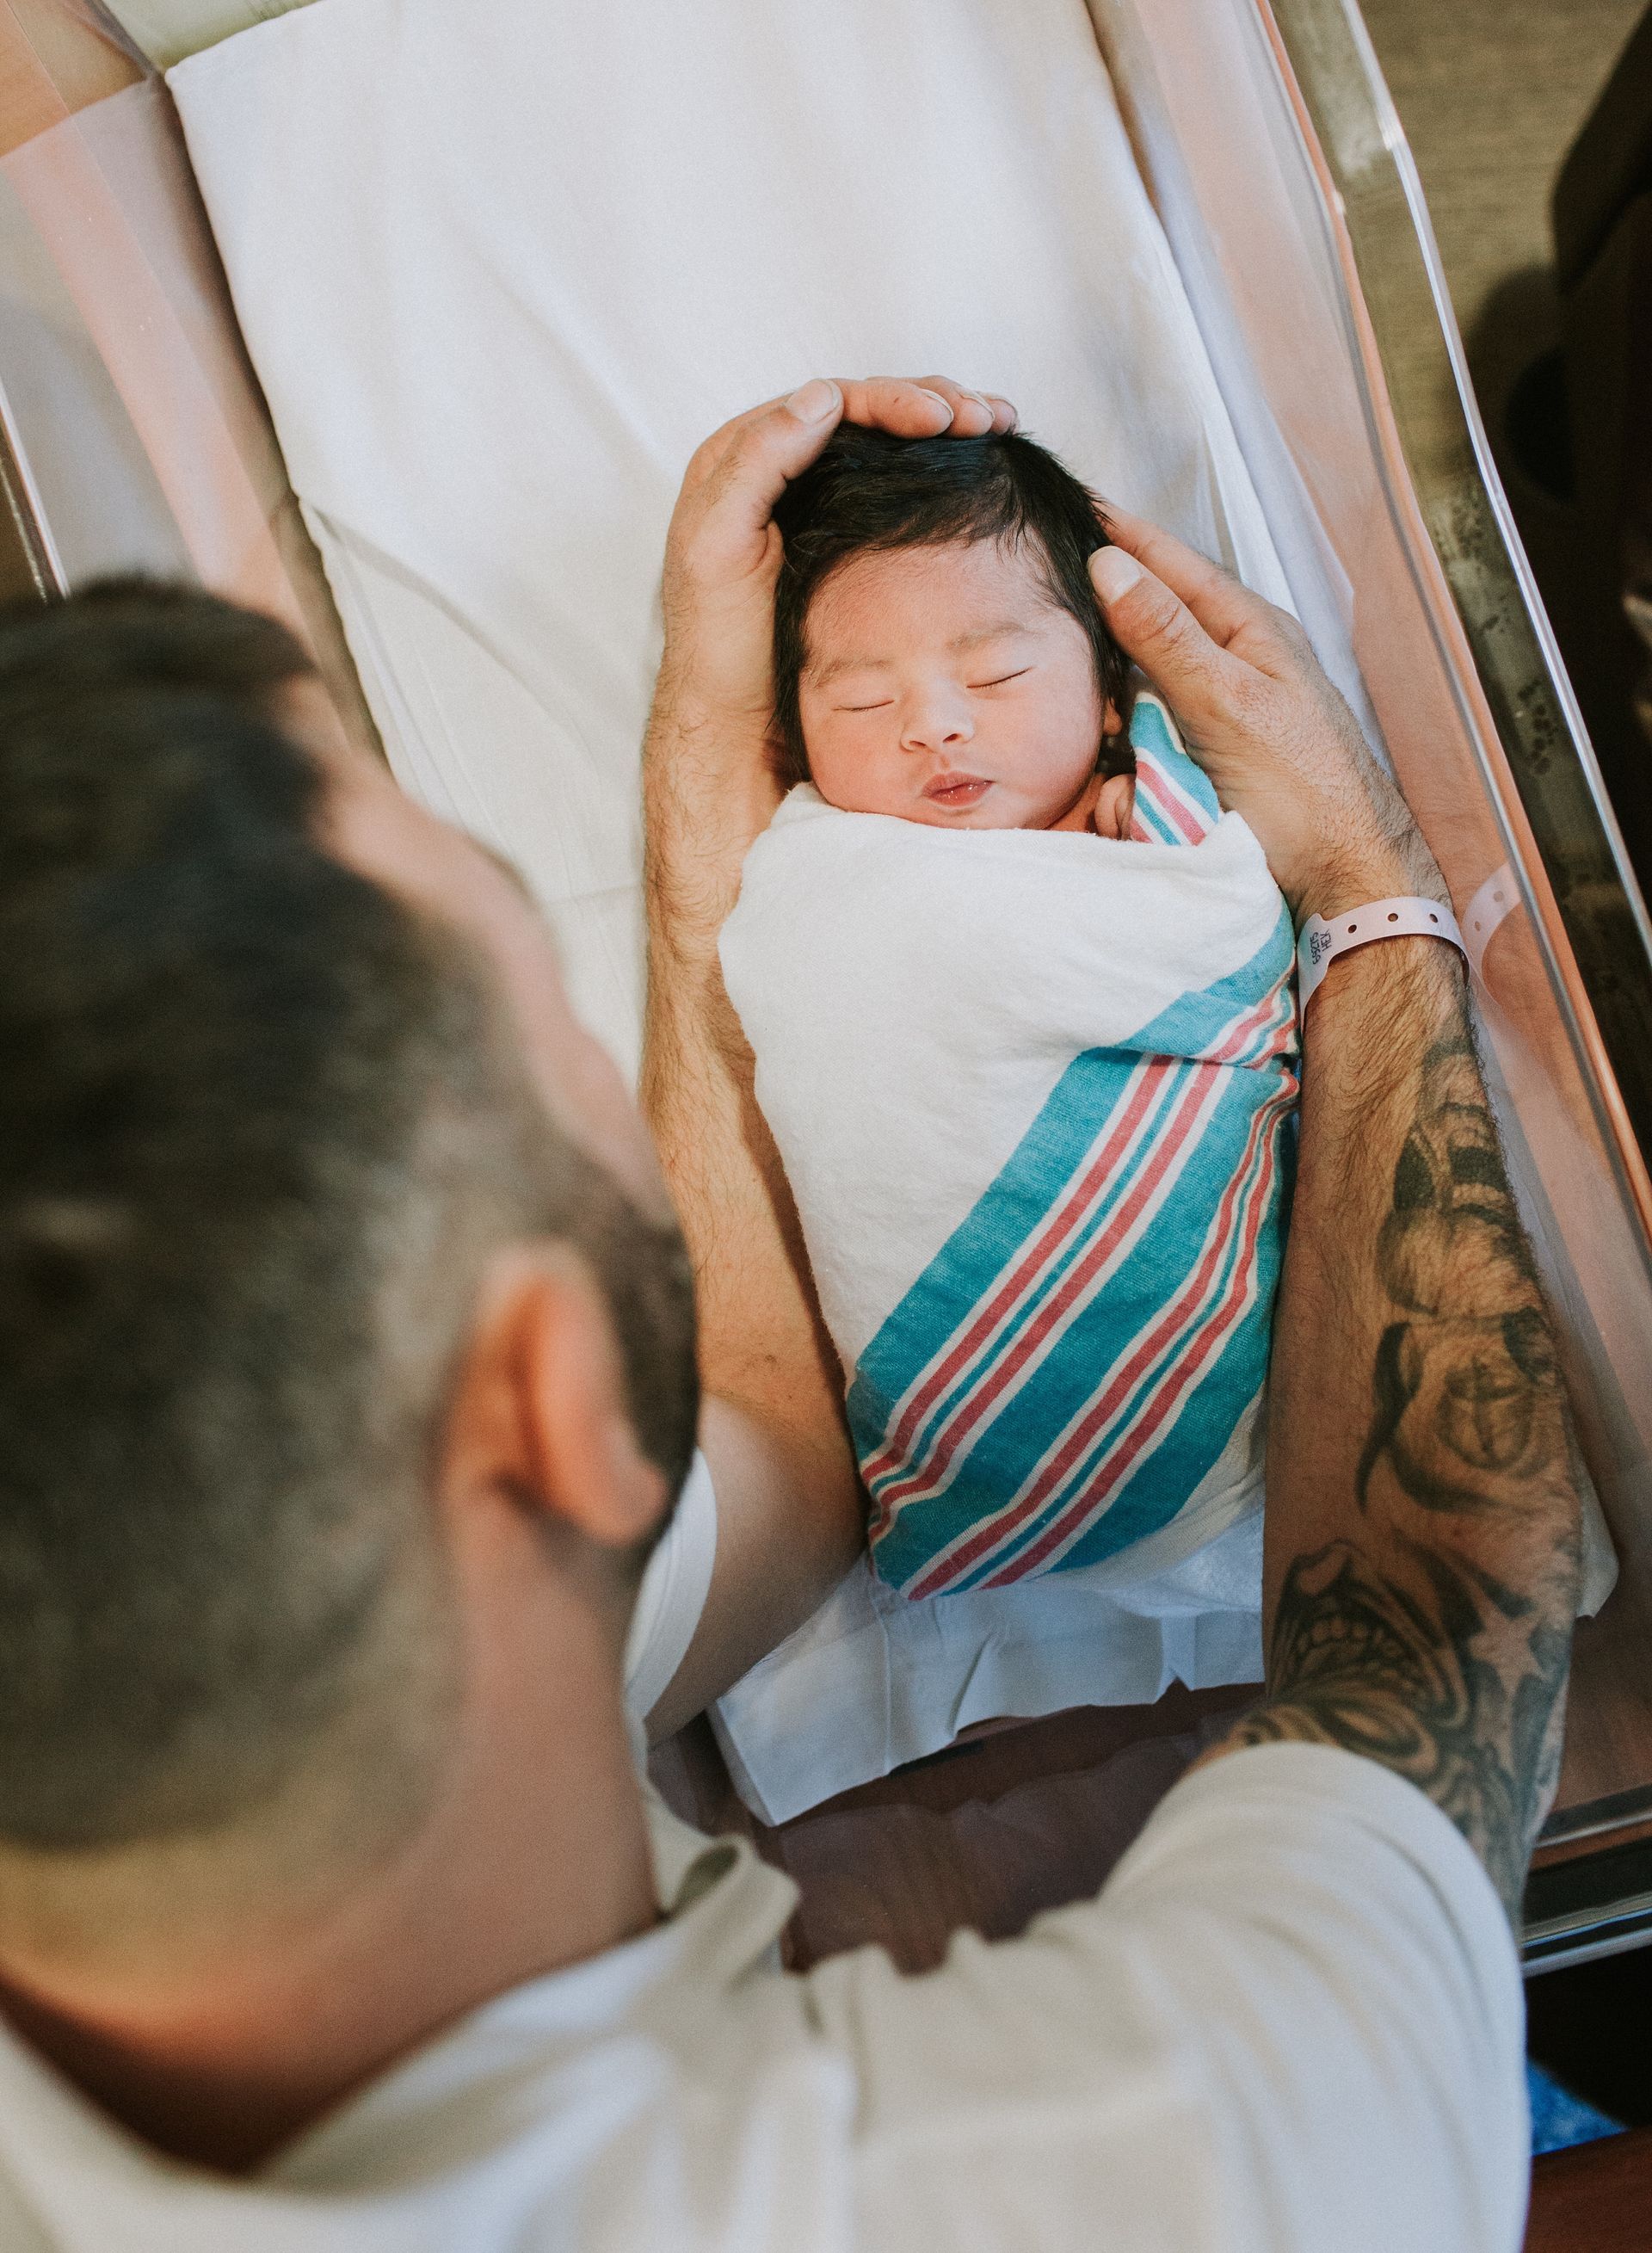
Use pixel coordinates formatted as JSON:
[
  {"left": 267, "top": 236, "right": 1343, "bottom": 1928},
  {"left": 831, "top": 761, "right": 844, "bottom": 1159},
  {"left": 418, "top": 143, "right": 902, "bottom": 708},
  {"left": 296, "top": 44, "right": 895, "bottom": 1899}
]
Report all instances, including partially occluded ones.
[{"left": 3, "top": 0, "right": 1651, "bottom": 1972}]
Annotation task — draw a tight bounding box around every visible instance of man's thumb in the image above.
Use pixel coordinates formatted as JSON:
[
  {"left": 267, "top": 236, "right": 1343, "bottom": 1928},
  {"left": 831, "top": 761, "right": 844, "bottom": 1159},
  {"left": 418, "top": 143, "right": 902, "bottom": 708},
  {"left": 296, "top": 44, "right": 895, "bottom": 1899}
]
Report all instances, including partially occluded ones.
[
  {"left": 1089, "top": 545, "right": 1147, "bottom": 608},
  {"left": 1088, "top": 546, "right": 1229, "bottom": 714}
]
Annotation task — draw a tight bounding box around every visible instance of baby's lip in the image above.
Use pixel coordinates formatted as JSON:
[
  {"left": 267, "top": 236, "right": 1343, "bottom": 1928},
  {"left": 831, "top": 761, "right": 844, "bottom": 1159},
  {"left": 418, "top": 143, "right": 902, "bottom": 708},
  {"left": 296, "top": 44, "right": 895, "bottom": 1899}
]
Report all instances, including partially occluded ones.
[{"left": 924, "top": 771, "right": 993, "bottom": 806}]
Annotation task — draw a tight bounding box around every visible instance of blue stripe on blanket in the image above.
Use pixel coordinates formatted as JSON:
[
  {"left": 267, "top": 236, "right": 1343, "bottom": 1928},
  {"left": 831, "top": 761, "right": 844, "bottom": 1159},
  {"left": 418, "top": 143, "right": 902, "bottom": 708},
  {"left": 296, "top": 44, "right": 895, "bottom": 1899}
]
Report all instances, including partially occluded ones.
[
  {"left": 848, "top": 711, "right": 1297, "bottom": 1596},
  {"left": 1128, "top": 694, "right": 1223, "bottom": 841}
]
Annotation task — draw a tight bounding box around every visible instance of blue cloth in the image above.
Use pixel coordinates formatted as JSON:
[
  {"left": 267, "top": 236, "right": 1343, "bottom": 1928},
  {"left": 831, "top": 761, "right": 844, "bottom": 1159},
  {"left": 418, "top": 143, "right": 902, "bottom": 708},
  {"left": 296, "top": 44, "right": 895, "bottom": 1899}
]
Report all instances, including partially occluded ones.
[{"left": 1526, "top": 2059, "right": 1623, "bottom": 2155}]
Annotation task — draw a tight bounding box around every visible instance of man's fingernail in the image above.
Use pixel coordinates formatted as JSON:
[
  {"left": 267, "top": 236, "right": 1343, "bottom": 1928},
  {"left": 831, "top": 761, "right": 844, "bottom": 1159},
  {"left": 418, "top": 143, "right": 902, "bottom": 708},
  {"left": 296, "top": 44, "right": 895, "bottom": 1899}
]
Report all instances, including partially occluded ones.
[
  {"left": 785, "top": 379, "right": 841, "bottom": 422},
  {"left": 1090, "top": 546, "right": 1143, "bottom": 602},
  {"left": 915, "top": 387, "right": 955, "bottom": 423}
]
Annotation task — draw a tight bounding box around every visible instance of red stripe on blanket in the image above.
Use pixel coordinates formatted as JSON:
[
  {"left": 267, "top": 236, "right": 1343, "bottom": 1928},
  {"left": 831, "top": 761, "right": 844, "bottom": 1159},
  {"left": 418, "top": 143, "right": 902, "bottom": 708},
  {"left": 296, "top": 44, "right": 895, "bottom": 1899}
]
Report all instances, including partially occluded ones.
[
  {"left": 866, "top": 978, "right": 1290, "bottom": 1534},
  {"left": 1131, "top": 754, "right": 1211, "bottom": 846},
  {"left": 866, "top": 1061, "right": 1222, "bottom": 1525},
  {"left": 860, "top": 1057, "right": 1168, "bottom": 1501},
  {"left": 975, "top": 1083, "right": 1296, "bottom": 1584},
  {"left": 909, "top": 1077, "right": 1291, "bottom": 1595}
]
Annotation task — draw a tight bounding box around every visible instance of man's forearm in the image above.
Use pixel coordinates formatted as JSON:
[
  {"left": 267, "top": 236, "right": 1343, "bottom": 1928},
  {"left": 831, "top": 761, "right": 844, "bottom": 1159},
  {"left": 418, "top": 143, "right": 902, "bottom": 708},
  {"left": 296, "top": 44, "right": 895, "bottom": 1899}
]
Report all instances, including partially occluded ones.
[
  {"left": 639, "top": 694, "right": 838, "bottom": 1416},
  {"left": 1223, "top": 940, "right": 1582, "bottom": 1917},
  {"left": 640, "top": 695, "right": 865, "bottom": 1721}
]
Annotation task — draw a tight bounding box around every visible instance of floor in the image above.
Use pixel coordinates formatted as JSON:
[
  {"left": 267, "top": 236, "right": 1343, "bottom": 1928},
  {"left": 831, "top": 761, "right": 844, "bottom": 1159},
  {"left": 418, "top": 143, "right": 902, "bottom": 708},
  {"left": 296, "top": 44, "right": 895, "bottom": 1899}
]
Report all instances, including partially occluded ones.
[
  {"left": 1527, "top": 1943, "right": 1652, "bottom": 2132},
  {"left": 1358, "top": 0, "right": 1645, "bottom": 412}
]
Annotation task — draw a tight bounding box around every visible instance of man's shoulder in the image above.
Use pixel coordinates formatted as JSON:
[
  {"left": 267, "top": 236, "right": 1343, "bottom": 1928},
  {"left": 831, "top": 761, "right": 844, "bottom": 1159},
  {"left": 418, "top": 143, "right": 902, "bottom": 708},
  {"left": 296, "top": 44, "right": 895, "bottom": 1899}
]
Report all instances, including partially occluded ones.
[
  {"left": 796, "top": 1743, "right": 1524, "bottom": 2252},
  {"left": 0, "top": 1740, "right": 1514, "bottom": 2251}
]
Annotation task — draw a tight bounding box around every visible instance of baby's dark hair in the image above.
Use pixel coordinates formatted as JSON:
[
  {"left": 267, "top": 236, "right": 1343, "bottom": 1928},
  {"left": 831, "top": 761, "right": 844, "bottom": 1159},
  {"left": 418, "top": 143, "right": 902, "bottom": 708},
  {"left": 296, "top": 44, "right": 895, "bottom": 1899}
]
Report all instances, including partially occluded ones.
[{"left": 772, "top": 426, "right": 1134, "bottom": 788}]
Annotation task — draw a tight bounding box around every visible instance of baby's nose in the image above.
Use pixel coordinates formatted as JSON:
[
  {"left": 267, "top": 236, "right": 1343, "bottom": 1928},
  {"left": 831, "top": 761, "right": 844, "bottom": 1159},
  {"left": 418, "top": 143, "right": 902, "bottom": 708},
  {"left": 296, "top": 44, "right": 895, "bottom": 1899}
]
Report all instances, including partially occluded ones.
[{"left": 899, "top": 690, "right": 975, "bottom": 753}]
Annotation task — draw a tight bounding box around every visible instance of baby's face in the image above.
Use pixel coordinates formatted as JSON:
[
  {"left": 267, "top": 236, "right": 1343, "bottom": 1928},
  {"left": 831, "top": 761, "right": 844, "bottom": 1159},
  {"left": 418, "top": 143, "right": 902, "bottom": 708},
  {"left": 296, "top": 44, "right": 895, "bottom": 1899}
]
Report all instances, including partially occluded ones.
[{"left": 797, "top": 538, "right": 1116, "bottom": 829}]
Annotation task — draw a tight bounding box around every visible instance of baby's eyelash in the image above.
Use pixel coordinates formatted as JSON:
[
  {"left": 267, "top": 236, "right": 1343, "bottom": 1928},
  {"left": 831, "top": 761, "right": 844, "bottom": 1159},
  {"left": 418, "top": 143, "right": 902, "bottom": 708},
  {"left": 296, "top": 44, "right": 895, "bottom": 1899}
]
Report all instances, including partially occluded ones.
[{"left": 834, "top": 669, "right": 1028, "bottom": 713}]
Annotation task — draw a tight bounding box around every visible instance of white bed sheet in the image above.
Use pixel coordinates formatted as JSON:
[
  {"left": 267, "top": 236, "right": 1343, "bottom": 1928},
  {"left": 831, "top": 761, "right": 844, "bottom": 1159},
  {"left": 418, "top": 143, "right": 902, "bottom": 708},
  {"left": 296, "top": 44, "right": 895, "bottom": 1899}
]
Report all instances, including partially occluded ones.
[{"left": 170, "top": 0, "right": 1298, "bottom": 1820}]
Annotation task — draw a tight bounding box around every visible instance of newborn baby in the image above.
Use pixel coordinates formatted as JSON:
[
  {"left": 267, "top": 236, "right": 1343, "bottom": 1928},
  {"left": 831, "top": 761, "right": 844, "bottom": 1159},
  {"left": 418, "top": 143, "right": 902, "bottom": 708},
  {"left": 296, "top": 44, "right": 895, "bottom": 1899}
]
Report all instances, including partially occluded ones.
[{"left": 722, "top": 427, "right": 1299, "bottom": 1598}]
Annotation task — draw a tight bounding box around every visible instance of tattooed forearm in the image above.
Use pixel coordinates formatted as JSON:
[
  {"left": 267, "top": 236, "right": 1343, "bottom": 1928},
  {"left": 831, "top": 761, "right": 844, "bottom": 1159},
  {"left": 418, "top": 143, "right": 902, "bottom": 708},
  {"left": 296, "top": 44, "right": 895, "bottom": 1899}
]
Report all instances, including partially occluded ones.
[
  {"left": 1228, "top": 994, "right": 1582, "bottom": 1923},
  {"left": 1230, "top": 1536, "right": 1573, "bottom": 1917},
  {"left": 1355, "top": 1037, "right": 1562, "bottom": 1515}
]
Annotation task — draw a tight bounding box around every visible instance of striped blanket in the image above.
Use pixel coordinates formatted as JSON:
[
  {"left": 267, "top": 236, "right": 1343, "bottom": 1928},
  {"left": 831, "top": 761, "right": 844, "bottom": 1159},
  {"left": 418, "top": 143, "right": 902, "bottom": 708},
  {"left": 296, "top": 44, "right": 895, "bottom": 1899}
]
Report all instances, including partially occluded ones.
[{"left": 720, "top": 696, "right": 1299, "bottom": 1597}]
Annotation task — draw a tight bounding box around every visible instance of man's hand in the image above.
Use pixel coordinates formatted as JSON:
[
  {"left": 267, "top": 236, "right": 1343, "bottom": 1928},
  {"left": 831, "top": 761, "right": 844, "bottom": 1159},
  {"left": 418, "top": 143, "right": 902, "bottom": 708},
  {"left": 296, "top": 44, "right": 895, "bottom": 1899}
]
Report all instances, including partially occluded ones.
[
  {"left": 661, "top": 375, "right": 1016, "bottom": 729},
  {"left": 1093, "top": 508, "right": 1584, "bottom": 1918},
  {"left": 642, "top": 376, "right": 1014, "bottom": 1726},
  {"left": 650, "top": 376, "right": 1016, "bottom": 937},
  {"left": 1089, "top": 509, "right": 1443, "bottom": 924}
]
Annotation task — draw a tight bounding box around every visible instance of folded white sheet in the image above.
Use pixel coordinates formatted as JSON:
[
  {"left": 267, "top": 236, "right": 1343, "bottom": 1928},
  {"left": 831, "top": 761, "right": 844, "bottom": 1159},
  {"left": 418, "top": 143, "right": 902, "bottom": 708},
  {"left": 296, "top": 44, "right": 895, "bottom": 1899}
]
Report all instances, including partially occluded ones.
[
  {"left": 169, "top": 0, "right": 1292, "bottom": 1083},
  {"left": 169, "top": 0, "right": 1301, "bottom": 1818}
]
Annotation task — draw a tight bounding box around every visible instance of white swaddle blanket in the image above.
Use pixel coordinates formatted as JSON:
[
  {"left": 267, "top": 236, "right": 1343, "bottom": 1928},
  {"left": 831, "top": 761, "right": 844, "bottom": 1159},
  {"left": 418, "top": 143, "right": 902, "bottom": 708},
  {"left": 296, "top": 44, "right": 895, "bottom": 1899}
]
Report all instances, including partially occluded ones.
[{"left": 723, "top": 695, "right": 1298, "bottom": 1602}]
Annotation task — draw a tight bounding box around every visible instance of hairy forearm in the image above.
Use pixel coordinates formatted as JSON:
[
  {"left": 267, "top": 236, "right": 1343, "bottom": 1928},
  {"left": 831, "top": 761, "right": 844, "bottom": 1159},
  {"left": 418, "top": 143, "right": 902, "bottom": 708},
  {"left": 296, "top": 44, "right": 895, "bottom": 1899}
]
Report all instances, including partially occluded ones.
[
  {"left": 640, "top": 694, "right": 864, "bottom": 1715},
  {"left": 640, "top": 696, "right": 835, "bottom": 1409},
  {"left": 1219, "top": 941, "right": 1582, "bottom": 1919}
]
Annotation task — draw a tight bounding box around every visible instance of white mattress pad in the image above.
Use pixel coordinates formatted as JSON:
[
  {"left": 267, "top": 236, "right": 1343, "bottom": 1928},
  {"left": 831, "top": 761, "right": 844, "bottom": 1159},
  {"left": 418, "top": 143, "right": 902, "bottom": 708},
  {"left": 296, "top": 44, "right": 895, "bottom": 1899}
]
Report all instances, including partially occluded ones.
[
  {"left": 169, "top": 0, "right": 1293, "bottom": 1080},
  {"left": 170, "top": 0, "right": 1298, "bottom": 1818}
]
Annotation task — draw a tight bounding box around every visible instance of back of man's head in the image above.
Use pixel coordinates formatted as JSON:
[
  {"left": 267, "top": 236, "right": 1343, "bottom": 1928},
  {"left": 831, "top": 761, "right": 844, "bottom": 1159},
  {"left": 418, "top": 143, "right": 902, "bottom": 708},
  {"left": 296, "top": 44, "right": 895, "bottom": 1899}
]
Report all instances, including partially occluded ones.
[{"left": 0, "top": 583, "right": 687, "bottom": 1875}]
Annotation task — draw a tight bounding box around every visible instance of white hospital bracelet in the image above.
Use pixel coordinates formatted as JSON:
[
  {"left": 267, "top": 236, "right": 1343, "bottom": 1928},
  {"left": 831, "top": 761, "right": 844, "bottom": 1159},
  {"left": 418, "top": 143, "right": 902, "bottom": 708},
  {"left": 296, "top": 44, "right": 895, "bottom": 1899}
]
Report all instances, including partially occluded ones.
[{"left": 1297, "top": 895, "right": 1467, "bottom": 1009}]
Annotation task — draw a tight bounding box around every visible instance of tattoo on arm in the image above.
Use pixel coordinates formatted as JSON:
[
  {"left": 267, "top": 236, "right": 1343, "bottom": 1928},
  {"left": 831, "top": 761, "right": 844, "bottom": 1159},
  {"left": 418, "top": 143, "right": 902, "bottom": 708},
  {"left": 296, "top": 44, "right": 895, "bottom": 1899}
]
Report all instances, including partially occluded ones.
[
  {"left": 1357, "top": 1039, "right": 1556, "bottom": 1514},
  {"left": 1231, "top": 1031, "right": 1580, "bottom": 1920}
]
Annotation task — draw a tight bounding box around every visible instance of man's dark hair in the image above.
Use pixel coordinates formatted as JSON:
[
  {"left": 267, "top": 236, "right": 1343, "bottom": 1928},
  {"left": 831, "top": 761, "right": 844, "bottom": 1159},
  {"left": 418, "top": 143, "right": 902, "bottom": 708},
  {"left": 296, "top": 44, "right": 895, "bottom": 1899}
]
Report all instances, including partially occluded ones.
[
  {"left": 772, "top": 426, "right": 1134, "bottom": 787},
  {"left": 0, "top": 581, "right": 696, "bottom": 1855}
]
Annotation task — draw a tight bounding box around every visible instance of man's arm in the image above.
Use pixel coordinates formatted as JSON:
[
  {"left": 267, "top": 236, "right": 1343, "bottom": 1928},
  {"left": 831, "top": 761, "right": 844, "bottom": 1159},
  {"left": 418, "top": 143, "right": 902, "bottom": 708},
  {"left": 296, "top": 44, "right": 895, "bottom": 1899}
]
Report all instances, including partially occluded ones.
[
  {"left": 641, "top": 375, "right": 1019, "bottom": 1732},
  {"left": 1088, "top": 525, "right": 1583, "bottom": 1917},
  {"left": 1227, "top": 941, "right": 1578, "bottom": 1917},
  {"left": 639, "top": 685, "right": 861, "bottom": 1731}
]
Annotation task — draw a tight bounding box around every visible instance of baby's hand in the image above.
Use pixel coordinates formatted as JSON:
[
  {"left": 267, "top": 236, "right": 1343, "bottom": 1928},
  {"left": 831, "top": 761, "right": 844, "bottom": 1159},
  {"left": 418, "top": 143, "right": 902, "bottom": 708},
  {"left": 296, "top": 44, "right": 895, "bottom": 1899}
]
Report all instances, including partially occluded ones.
[{"left": 1090, "top": 769, "right": 1136, "bottom": 842}]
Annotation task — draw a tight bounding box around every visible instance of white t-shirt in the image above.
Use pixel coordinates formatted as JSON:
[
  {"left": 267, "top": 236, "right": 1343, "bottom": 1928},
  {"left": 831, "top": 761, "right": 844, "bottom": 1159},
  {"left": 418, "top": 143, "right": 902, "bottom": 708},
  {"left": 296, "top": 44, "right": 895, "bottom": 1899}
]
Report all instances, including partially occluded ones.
[
  {"left": 0, "top": 1452, "right": 1528, "bottom": 2252},
  {"left": 622, "top": 1447, "right": 721, "bottom": 1727}
]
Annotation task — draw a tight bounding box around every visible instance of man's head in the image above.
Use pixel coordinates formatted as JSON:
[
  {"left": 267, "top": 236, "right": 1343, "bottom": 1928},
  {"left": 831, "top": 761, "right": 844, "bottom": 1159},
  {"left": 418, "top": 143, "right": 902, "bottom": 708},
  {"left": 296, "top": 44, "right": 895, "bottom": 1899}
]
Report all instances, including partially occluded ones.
[
  {"left": 772, "top": 427, "right": 1134, "bottom": 829},
  {"left": 0, "top": 583, "right": 696, "bottom": 1893}
]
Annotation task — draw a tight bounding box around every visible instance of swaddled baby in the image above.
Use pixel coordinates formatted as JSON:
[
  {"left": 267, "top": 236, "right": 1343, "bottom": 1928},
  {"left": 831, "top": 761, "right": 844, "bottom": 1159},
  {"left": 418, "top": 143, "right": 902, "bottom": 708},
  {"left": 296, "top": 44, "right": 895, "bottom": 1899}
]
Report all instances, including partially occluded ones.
[{"left": 721, "top": 428, "right": 1298, "bottom": 1598}]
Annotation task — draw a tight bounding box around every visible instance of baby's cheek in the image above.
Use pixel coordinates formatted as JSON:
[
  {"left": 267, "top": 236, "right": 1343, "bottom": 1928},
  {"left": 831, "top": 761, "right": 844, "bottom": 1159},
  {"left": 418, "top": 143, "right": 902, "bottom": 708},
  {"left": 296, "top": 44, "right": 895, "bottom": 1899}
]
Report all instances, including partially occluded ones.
[{"left": 806, "top": 733, "right": 899, "bottom": 818}]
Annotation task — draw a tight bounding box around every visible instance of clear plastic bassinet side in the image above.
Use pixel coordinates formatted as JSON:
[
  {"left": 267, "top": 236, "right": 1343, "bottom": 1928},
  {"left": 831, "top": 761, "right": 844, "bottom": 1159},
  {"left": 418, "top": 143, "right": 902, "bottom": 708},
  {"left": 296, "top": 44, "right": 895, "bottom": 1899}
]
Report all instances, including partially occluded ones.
[
  {"left": 1088, "top": 0, "right": 1652, "bottom": 1883},
  {"left": 0, "top": 0, "right": 374, "bottom": 745}
]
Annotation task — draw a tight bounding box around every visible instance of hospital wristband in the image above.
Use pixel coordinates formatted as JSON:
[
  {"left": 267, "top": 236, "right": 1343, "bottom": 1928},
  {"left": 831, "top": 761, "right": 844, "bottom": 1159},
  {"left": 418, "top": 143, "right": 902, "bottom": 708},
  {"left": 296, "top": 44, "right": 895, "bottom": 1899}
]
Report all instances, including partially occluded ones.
[{"left": 1296, "top": 895, "right": 1467, "bottom": 1009}]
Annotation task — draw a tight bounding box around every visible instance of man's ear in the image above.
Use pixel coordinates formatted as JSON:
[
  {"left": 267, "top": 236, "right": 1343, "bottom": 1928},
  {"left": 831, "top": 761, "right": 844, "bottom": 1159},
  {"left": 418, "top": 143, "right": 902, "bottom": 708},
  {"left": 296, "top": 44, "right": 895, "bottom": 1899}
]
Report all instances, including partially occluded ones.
[{"left": 441, "top": 1245, "right": 668, "bottom": 1557}]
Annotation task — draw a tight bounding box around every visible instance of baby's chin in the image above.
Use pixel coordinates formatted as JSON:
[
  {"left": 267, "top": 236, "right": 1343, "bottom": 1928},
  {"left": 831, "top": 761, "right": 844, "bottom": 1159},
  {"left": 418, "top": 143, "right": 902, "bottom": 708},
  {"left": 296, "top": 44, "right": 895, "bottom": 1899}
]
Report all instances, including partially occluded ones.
[
  {"left": 903, "top": 794, "right": 1025, "bottom": 829},
  {"left": 813, "top": 782, "right": 1063, "bottom": 831}
]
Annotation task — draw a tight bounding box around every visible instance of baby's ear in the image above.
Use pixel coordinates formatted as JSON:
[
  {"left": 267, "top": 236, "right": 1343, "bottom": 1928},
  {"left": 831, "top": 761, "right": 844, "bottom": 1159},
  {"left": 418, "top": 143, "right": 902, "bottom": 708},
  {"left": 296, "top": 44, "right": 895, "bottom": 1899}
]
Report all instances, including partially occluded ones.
[
  {"left": 1100, "top": 700, "right": 1125, "bottom": 737},
  {"left": 1093, "top": 769, "right": 1137, "bottom": 841}
]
